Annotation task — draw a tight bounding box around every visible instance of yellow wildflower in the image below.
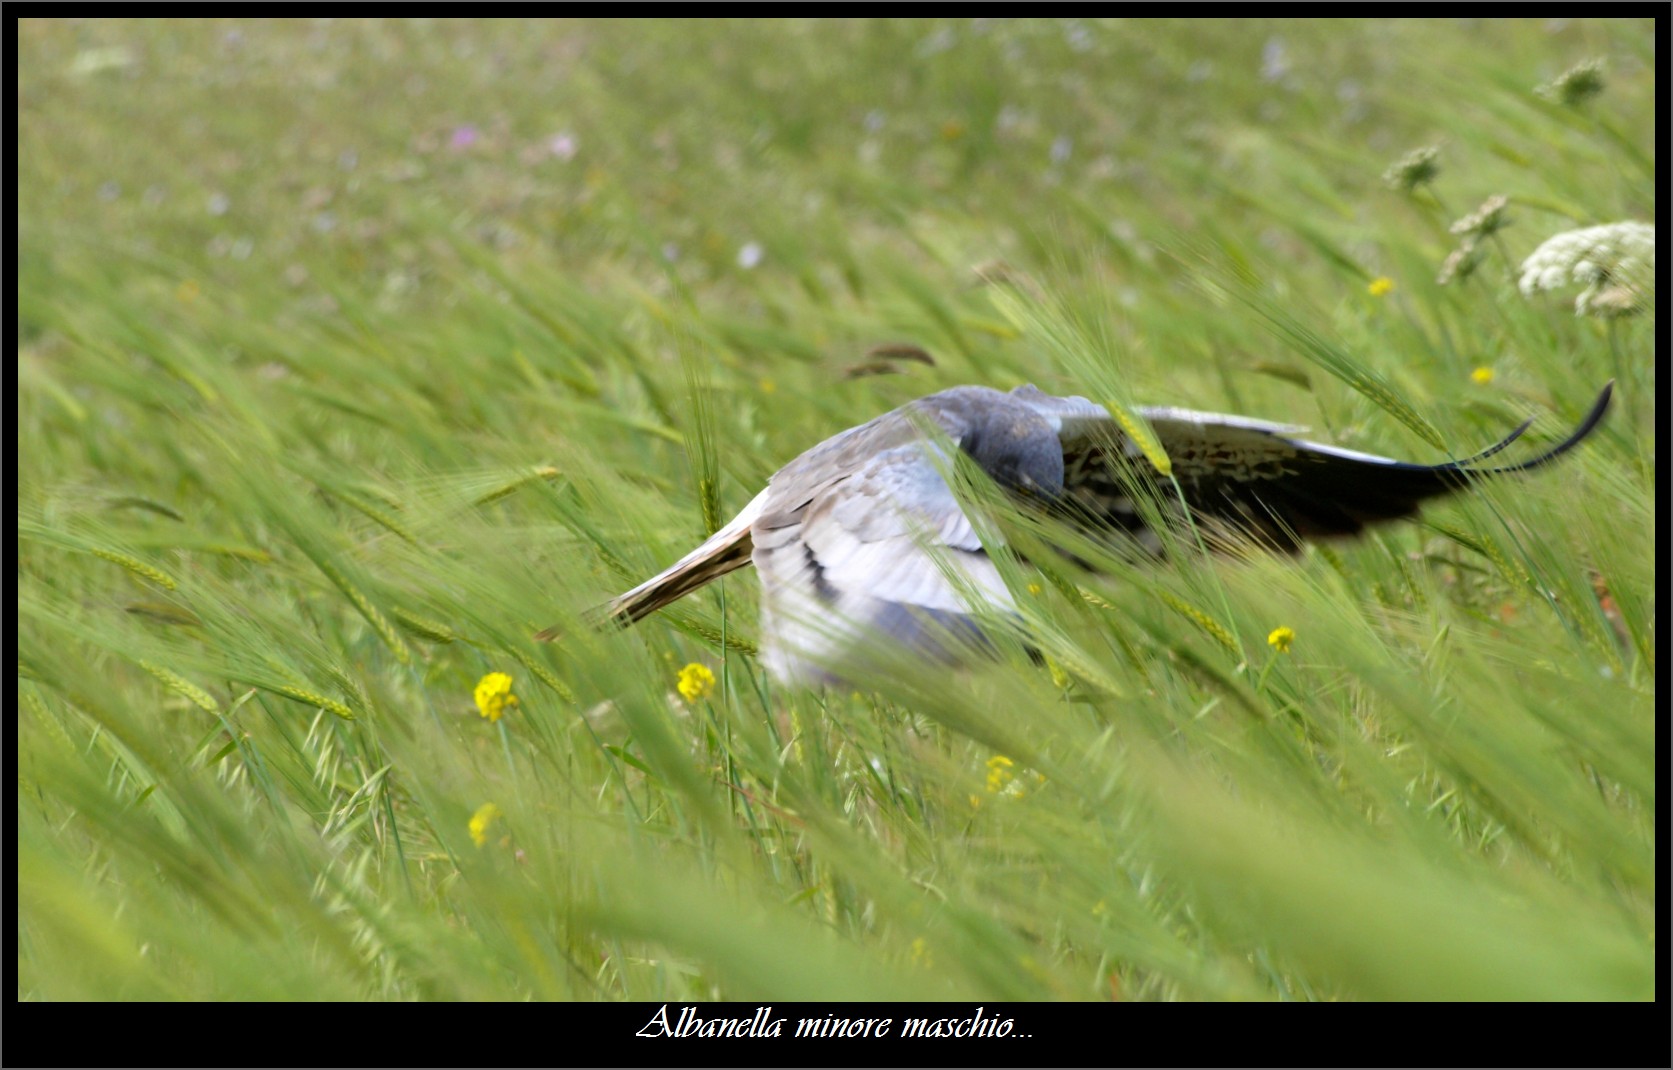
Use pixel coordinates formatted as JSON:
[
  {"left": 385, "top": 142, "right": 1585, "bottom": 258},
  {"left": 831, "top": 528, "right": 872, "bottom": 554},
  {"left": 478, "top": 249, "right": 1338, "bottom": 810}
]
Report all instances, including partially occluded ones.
[
  {"left": 910, "top": 936, "right": 934, "bottom": 969},
  {"left": 986, "top": 754, "right": 1016, "bottom": 794},
  {"left": 176, "top": 279, "right": 201, "bottom": 303},
  {"left": 1267, "top": 626, "right": 1295, "bottom": 654},
  {"left": 469, "top": 803, "right": 502, "bottom": 847},
  {"left": 676, "top": 662, "right": 716, "bottom": 702},
  {"left": 1367, "top": 276, "right": 1395, "bottom": 297},
  {"left": 1471, "top": 366, "right": 1495, "bottom": 385},
  {"left": 983, "top": 754, "right": 1045, "bottom": 799},
  {"left": 473, "top": 672, "right": 518, "bottom": 722}
]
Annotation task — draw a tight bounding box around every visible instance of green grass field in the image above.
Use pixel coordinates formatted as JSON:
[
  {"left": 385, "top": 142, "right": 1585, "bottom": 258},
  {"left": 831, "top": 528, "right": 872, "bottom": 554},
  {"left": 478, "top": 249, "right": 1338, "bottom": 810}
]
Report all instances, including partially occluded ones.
[{"left": 17, "top": 18, "right": 1655, "bottom": 1002}]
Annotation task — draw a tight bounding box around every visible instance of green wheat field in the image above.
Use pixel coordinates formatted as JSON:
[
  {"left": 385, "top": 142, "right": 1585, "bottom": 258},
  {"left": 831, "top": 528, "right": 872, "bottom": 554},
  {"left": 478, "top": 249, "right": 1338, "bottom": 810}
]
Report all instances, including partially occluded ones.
[{"left": 17, "top": 19, "right": 1656, "bottom": 1001}]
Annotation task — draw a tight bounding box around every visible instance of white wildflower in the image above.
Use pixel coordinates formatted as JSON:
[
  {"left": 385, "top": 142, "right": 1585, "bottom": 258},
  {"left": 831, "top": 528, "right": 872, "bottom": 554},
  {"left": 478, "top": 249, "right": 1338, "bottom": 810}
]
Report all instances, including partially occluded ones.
[{"left": 1519, "top": 222, "right": 1655, "bottom": 317}]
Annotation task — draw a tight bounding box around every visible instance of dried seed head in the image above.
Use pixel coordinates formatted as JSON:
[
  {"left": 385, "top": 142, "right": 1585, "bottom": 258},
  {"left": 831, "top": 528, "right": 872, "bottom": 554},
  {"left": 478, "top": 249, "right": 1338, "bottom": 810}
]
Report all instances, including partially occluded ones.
[
  {"left": 1383, "top": 145, "right": 1441, "bottom": 193},
  {"left": 1437, "top": 241, "right": 1487, "bottom": 286},
  {"left": 1450, "top": 194, "right": 1511, "bottom": 240},
  {"left": 1539, "top": 58, "right": 1606, "bottom": 107}
]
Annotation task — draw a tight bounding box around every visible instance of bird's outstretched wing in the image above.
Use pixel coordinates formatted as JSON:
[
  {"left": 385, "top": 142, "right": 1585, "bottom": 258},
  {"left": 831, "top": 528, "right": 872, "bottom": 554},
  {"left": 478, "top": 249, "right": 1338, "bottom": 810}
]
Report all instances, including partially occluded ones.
[
  {"left": 749, "top": 387, "right": 1065, "bottom": 684},
  {"left": 1048, "top": 383, "right": 1614, "bottom": 553},
  {"left": 753, "top": 439, "right": 1016, "bottom": 684}
]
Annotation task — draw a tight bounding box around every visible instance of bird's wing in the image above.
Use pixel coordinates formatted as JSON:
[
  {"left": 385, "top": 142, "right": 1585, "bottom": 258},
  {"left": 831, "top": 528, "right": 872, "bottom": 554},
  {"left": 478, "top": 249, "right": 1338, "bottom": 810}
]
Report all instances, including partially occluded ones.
[
  {"left": 1051, "top": 384, "right": 1613, "bottom": 553},
  {"left": 753, "top": 387, "right": 1000, "bottom": 528},
  {"left": 752, "top": 438, "right": 1016, "bottom": 685}
]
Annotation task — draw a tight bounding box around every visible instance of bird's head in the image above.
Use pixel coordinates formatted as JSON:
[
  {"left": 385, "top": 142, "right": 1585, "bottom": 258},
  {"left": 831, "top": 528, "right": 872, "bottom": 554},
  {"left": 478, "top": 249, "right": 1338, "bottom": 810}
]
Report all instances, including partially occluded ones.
[{"left": 961, "top": 413, "right": 1066, "bottom": 502}]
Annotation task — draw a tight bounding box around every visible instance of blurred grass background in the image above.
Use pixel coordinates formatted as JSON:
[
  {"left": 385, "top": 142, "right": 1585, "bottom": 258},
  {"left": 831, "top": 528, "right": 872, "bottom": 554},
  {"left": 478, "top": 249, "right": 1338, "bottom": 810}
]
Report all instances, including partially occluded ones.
[{"left": 17, "top": 18, "right": 1655, "bottom": 1001}]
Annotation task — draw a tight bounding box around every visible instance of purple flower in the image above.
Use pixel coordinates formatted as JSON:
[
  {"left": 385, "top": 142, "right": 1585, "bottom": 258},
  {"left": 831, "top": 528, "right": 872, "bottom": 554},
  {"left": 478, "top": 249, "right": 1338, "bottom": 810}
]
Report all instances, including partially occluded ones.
[
  {"left": 1261, "top": 38, "right": 1290, "bottom": 83},
  {"left": 450, "top": 125, "right": 479, "bottom": 151}
]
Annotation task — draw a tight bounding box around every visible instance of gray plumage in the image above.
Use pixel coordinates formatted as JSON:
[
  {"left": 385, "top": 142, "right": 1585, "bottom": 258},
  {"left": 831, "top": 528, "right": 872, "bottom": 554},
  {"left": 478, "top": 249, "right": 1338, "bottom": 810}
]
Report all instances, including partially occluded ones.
[{"left": 542, "top": 382, "right": 1612, "bottom": 686}]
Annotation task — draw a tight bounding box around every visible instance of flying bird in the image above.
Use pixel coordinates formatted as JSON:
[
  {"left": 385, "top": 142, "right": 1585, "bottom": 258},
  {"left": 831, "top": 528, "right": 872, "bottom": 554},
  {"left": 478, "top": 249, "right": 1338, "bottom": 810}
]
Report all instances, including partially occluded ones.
[{"left": 541, "top": 382, "right": 1612, "bottom": 685}]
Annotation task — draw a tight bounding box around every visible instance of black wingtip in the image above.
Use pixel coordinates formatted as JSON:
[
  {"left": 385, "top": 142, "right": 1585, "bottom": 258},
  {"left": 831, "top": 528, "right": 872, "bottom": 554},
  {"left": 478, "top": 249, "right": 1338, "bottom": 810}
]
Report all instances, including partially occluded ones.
[
  {"left": 1451, "top": 416, "right": 1535, "bottom": 466},
  {"left": 1480, "top": 381, "right": 1614, "bottom": 475}
]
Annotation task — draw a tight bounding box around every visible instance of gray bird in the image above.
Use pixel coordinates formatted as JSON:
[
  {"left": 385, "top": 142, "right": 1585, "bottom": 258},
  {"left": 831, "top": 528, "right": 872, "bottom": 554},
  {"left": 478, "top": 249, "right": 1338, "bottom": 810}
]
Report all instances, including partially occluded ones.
[{"left": 541, "top": 383, "right": 1611, "bottom": 685}]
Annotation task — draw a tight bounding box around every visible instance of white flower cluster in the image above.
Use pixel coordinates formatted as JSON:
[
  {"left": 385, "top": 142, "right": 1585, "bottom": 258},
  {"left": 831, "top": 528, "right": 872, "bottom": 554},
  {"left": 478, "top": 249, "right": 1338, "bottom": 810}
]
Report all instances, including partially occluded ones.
[{"left": 1518, "top": 221, "right": 1655, "bottom": 317}]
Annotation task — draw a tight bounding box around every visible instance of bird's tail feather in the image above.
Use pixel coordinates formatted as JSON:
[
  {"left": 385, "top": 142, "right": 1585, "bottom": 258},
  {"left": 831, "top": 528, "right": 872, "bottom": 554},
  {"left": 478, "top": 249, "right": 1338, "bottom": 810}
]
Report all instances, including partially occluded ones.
[{"left": 535, "top": 488, "right": 768, "bottom": 641}]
